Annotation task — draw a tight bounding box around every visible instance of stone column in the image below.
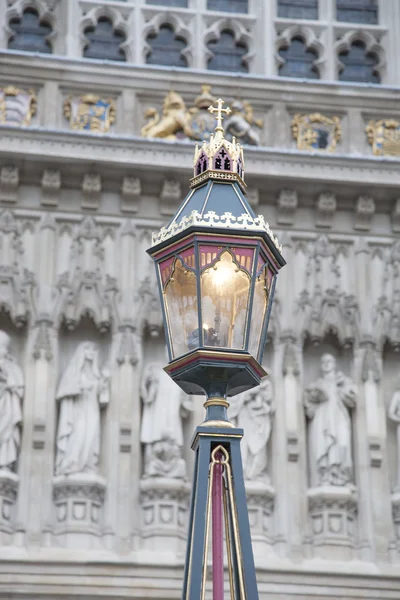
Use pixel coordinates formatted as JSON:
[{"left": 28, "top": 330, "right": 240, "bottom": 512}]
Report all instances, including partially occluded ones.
[{"left": 17, "top": 215, "right": 58, "bottom": 547}]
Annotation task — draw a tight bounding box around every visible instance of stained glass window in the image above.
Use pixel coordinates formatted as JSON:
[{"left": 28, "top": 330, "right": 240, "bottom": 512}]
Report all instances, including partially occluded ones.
[
  {"left": 279, "top": 38, "right": 319, "bottom": 79},
  {"left": 146, "top": 25, "right": 188, "bottom": 68},
  {"left": 83, "top": 18, "right": 126, "bottom": 61},
  {"left": 336, "top": 0, "right": 378, "bottom": 24},
  {"left": 8, "top": 8, "right": 52, "bottom": 54},
  {"left": 339, "top": 40, "right": 380, "bottom": 83},
  {"left": 207, "top": 30, "right": 248, "bottom": 72},
  {"left": 277, "top": 0, "right": 318, "bottom": 20}
]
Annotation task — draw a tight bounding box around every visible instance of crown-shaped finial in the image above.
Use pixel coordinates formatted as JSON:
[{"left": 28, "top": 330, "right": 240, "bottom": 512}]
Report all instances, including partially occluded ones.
[{"left": 191, "top": 98, "right": 245, "bottom": 190}]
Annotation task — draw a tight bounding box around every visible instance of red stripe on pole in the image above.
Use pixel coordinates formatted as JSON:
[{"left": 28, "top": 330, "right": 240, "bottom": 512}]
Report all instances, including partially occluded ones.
[{"left": 212, "top": 453, "right": 224, "bottom": 600}]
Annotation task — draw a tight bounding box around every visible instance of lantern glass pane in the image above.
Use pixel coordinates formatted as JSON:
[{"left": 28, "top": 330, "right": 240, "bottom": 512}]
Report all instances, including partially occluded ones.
[
  {"left": 248, "top": 265, "right": 272, "bottom": 357},
  {"left": 164, "top": 259, "right": 198, "bottom": 358},
  {"left": 200, "top": 250, "right": 250, "bottom": 349}
]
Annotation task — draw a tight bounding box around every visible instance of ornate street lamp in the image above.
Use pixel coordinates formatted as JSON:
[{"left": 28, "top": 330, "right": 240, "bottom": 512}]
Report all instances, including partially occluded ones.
[{"left": 147, "top": 99, "right": 285, "bottom": 600}]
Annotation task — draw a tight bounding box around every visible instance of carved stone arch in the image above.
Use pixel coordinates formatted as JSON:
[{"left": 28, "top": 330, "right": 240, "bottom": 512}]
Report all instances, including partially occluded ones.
[
  {"left": 335, "top": 29, "right": 385, "bottom": 82},
  {"left": 143, "top": 12, "right": 192, "bottom": 67},
  {"left": 5, "top": 0, "right": 56, "bottom": 50},
  {"left": 80, "top": 5, "right": 130, "bottom": 61},
  {"left": 275, "top": 24, "right": 324, "bottom": 77},
  {"left": 204, "top": 18, "right": 253, "bottom": 71}
]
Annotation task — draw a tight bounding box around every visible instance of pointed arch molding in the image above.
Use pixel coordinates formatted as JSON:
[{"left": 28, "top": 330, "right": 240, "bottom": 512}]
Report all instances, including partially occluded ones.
[
  {"left": 142, "top": 11, "right": 192, "bottom": 65},
  {"left": 79, "top": 5, "right": 131, "bottom": 61},
  {"left": 204, "top": 17, "right": 254, "bottom": 69},
  {"left": 5, "top": 0, "right": 56, "bottom": 47},
  {"left": 275, "top": 24, "right": 325, "bottom": 76},
  {"left": 335, "top": 30, "right": 386, "bottom": 81}
]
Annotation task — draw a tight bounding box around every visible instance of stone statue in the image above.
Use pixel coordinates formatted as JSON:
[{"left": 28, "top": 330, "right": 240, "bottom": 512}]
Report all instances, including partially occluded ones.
[
  {"left": 55, "top": 342, "right": 110, "bottom": 476},
  {"left": 229, "top": 377, "right": 274, "bottom": 481},
  {"left": 140, "top": 363, "right": 191, "bottom": 478},
  {"left": 141, "top": 90, "right": 193, "bottom": 140},
  {"left": 224, "top": 100, "right": 263, "bottom": 146},
  {"left": 304, "top": 354, "right": 357, "bottom": 488},
  {"left": 388, "top": 383, "right": 400, "bottom": 489},
  {"left": 0, "top": 331, "right": 24, "bottom": 472}
]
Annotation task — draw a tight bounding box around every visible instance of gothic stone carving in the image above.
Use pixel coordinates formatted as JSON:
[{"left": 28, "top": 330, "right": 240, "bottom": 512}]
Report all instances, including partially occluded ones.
[
  {"left": 388, "top": 384, "right": 400, "bottom": 490},
  {"left": 316, "top": 192, "right": 337, "bottom": 229},
  {"left": 246, "top": 481, "right": 275, "bottom": 545},
  {"left": 81, "top": 173, "right": 102, "bottom": 210},
  {"left": 0, "top": 470, "right": 18, "bottom": 534},
  {"left": 354, "top": 195, "right": 375, "bottom": 231},
  {"left": 41, "top": 169, "right": 61, "bottom": 206},
  {"left": 308, "top": 486, "right": 357, "bottom": 551},
  {"left": 229, "top": 377, "right": 274, "bottom": 483},
  {"left": 292, "top": 113, "right": 341, "bottom": 152},
  {"left": 64, "top": 95, "right": 116, "bottom": 133},
  {"left": 52, "top": 472, "right": 106, "bottom": 546},
  {"left": 276, "top": 189, "right": 298, "bottom": 226},
  {"left": 121, "top": 177, "right": 141, "bottom": 213},
  {"left": 55, "top": 342, "right": 110, "bottom": 476},
  {"left": 57, "top": 217, "right": 117, "bottom": 331},
  {"left": 0, "top": 86, "right": 36, "bottom": 127},
  {"left": 140, "top": 363, "right": 191, "bottom": 479},
  {"left": 393, "top": 198, "right": 400, "bottom": 233},
  {"left": 160, "top": 180, "right": 181, "bottom": 217},
  {"left": 0, "top": 331, "right": 24, "bottom": 472},
  {"left": 304, "top": 354, "right": 357, "bottom": 488},
  {"left": 0, "top": 166, "right": 19, "bottom": 203},
  {"left": 140, "top": 477, "right": 191, "bottom": 553},
  {"left": 0, "top": 210, "right": 34, "bottom": 325},
  {"left": 366, "top": 119, "right": 400, "bottom": 156},
  {"left": 391, "top": 491, "right": 400, "bottom": 541}
]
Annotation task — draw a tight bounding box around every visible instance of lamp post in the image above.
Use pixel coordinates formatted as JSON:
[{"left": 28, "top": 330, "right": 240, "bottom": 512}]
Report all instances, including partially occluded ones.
[{"left": 147, "top": 99, "right": 285, "bottom": 600}]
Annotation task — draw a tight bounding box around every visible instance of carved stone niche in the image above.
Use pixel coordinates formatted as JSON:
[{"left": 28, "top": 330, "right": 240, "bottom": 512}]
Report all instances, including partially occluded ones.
[
  {"left": 0, "top": 470, "right": 18, "bottom": 542},
  {"left": 307, "top": 486, "right": 357, "bottom": 560},
  {"left": 52, "top": 473, "right": 106, "bottom": 550},
  {"left": 246, "top": 481, "right": 275, "bottom": 561},
  {"left": 140, "top": 478, "right": 191, "bottom": 555}
]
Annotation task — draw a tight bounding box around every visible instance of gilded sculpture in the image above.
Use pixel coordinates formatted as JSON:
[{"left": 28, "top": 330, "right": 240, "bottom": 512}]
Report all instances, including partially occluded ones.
[
  {"left": 0, "top": 86, "right": 36, "bottom": 127},
  {"left": 291, "top": 113, "right": 341, "bottom": 152},
  {"left": 366, "top": 119, "right": 400, "bottom": 156},
  {"left": 141, "top": 90, "right": 194, "bottom": 140},
  {"left": 141, "top": 85, "right": 263, "bottom": 145},
  {"left": 63, "top": 94, "right": 116, "bottom": 132}
]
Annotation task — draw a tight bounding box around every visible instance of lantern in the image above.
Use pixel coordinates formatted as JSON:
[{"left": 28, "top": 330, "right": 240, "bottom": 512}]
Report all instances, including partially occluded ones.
[
  {"left": 147, "top": 99, "right": 286, "bottom": 600},
  {"left": 147, "top": 99, "right": 285, "bottom": 401}
]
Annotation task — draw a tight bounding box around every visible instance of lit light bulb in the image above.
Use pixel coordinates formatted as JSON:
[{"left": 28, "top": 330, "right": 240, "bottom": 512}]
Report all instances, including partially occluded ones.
[{"left": 211, "top": 262, "right": 232, "bottom": 287}]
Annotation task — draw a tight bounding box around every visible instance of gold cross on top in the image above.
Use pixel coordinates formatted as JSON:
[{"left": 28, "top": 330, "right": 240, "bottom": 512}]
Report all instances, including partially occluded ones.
[{"left": 208, "top": 98, "right": 231, "bottom": 132}]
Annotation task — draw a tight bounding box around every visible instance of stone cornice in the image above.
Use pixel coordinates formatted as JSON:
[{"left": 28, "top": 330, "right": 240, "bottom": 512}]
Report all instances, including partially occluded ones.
[
  {"left": 1, "top": 126, "right": 400, "bottom": 189},
  {"left": 1, "top": 51, "right": 400, "bottom": 109}
]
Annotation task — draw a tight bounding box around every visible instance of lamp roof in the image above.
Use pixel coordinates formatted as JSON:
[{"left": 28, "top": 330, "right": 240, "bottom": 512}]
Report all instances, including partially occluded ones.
[{"left": 150, "top": 99, "right": 283, "bottom": 259}]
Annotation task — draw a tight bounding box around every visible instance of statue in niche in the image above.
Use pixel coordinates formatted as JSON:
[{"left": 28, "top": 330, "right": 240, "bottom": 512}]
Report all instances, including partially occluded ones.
[
  {"left": 304, "top": 353, "right": 357, "bottom": 488},
  {"left": 388, "top": 382, "right": 400, "bottom": 490},
  {"left": 55, "top": 342, "right": 110, "bottom": 476},
  {"left": 0, "top": 331, "right": 24, "bottom": 472},
  {"left": 140, "top": 363, "right": 191, "bottom": 479},
  {"left": 229, "top": 377, "right": 274, "bottom": 482}
]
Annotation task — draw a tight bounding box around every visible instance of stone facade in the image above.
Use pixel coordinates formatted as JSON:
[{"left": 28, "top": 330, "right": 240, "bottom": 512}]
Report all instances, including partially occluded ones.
[{"left": 1, "top": 0, "right": 400, "bottom": 598}]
